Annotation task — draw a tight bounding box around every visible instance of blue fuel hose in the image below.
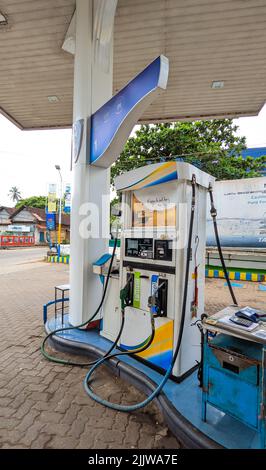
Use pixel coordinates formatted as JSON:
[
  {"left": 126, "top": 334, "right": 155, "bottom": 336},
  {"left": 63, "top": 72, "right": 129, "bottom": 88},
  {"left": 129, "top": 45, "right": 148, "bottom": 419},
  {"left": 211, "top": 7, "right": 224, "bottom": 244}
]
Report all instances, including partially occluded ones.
[
  {"left": 83, "top": 175, "right": 197, "bottom": 411},
  {"left": 84, "top": 356, "right": 173, "bottom": 412}
]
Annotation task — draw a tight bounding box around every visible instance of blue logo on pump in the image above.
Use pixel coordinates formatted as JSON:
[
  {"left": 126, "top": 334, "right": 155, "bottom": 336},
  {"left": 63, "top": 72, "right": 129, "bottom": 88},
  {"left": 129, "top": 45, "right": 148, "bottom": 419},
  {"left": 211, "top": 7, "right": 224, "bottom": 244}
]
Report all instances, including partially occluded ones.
[
  {"left": 72, "top": 118, "right": 84, "bottom": 164},
  {"left": 151, "top": 275, "right": 159, "bottom": 314}
]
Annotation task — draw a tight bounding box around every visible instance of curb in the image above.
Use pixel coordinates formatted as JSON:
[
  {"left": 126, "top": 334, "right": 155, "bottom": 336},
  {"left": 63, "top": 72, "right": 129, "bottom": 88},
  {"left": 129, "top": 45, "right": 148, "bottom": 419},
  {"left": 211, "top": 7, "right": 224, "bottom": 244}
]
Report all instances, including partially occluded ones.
[
  {"left": 205, "top": 268, "right": 265, "bottom": 282},
  {"left": 47, "top": 255, "right": 69, "bottom": 264}
]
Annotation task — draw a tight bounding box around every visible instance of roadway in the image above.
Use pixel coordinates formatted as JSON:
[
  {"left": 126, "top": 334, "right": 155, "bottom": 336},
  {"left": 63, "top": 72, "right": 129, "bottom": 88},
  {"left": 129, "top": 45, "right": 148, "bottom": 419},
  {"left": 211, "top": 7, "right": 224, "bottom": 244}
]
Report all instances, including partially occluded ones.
[{"left": 0, "top": 246, "right": 48, "bottom": 274}]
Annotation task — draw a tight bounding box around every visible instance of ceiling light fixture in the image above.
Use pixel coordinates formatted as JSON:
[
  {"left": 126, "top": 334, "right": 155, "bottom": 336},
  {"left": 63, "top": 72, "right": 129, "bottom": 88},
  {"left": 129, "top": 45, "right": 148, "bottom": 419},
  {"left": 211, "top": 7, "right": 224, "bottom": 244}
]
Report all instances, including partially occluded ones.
[{"left": 211, "top": 81, "right": 224, "bottom": 89}]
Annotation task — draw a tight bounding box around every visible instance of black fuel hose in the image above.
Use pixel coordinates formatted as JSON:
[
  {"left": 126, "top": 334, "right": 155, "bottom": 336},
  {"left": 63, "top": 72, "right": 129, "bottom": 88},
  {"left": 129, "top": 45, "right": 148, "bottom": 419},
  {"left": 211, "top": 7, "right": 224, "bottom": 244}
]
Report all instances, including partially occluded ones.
[{"left": 208, "top": 185, "right": 238, "bottom": 306}]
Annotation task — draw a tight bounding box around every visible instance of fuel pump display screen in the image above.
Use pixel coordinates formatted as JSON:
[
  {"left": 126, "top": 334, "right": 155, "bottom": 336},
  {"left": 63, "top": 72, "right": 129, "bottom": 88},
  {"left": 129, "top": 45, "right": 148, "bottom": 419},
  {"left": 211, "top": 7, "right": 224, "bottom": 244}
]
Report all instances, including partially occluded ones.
[
  {"left": 154, "top": 240, "right": 173, "bottom": 261},
  {"left": 125, "top": 238, "right": 153, "bottom": 259},
  {"left": 125, "top": 239, "right": 139, "bottom": 257}
]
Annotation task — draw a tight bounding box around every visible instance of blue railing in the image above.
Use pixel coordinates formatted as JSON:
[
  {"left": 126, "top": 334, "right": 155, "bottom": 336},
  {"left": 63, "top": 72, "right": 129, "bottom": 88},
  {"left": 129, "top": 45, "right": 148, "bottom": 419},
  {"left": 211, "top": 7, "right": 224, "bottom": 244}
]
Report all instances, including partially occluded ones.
[{"left": 43, "top": 298, "right": 69, "bottom": 324}]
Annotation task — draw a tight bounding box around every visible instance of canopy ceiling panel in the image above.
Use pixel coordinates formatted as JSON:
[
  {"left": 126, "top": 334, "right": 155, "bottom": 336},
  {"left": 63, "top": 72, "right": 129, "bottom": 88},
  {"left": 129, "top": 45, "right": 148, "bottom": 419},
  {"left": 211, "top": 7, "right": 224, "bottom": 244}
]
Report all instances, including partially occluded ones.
[{"left": 0, "top": 0, "right": 266, "bottom": 129}]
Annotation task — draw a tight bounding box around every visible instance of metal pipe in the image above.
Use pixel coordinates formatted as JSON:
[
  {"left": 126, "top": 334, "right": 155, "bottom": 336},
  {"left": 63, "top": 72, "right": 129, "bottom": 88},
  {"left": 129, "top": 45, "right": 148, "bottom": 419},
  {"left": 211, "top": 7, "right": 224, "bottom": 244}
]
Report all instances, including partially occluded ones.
[{"left": 55, "top": 164, "right": 62, "bottom": 257}]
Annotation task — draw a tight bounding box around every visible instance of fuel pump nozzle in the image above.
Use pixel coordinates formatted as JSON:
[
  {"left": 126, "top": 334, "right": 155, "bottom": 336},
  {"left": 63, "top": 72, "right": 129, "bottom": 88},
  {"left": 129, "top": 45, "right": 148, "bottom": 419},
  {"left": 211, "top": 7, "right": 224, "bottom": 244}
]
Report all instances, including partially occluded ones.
[
  {"left": 147, "top": 295, "right": 160, "bottom": 315},
  {"left": 120, "top": 273, "right": 134, "bottom": 311},
  {"left": 148, "top": 280, "right": 167, "bottom": 317}
]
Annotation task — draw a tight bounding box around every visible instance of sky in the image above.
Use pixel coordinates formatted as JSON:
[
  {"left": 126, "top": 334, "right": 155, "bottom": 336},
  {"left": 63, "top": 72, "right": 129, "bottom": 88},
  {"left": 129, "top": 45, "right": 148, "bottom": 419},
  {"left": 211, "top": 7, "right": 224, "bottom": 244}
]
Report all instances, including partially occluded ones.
[
  {"left": 0, "top": 116, "right": 72, "bottom": 207},
  {"left": 0, "top": 104, "right": 266, "bottom": 207}
]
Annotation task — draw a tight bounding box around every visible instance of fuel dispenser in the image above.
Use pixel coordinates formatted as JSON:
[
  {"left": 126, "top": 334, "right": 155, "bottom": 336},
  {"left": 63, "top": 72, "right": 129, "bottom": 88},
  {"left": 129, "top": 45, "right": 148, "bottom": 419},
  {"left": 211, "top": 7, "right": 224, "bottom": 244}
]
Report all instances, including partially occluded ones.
[
  {"left": 42, "top": 160, "right": 247, "bottom": 429},
  {"left": 99, "top": 161, "right": 215, "bottom": 380}
]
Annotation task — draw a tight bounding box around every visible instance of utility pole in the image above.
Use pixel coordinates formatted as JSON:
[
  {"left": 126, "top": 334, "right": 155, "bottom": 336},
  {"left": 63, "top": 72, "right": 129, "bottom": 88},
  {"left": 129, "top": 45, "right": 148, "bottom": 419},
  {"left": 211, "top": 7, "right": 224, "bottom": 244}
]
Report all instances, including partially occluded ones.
[{"left": 55, "top": 164, "right": 62, "bottom": 257}]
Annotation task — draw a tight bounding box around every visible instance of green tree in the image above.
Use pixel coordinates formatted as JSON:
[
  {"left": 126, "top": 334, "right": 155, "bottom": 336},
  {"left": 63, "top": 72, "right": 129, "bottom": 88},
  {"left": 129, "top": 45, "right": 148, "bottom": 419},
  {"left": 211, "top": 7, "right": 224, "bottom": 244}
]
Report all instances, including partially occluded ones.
[
  {"left": 15, "top": 195, "right": 47, "bottom": 209},
  {"left": 110, "top": 196, "right": 122, "bottom": 232},
  {"left": 111, "top": 120, "right": 266, "bottom": 184},
  {"left": 8, "top": 186, "right": 22, "bottom": 203}
]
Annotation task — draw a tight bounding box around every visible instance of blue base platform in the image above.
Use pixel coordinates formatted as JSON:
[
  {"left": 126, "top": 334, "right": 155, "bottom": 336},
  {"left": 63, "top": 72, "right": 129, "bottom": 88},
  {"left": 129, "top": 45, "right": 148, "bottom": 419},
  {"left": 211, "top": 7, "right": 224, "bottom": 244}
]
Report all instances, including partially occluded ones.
[{"left": 46, "top": 315, "right": 261, "bottom": 449}]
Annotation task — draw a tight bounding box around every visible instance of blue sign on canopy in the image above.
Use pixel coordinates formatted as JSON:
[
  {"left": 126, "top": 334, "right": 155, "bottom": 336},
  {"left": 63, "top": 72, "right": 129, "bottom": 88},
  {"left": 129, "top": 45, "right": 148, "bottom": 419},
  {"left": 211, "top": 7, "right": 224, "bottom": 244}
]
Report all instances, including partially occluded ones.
[{"left": 89, "top": 55, "right": 169, "bottom": 168}]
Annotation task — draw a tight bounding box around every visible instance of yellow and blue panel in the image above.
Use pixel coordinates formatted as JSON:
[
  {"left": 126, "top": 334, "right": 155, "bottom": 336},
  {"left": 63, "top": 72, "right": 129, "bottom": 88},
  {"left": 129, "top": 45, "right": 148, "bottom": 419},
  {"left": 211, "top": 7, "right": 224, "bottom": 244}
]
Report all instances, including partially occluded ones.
[
  {"left": 47, "top": 255, "right": 69, "bottom": 264},
  {"left": 121, "top": 319, "right": 173, "bottom": 370},
  {"left": 121, "top": 162, "right": 178, "bottom": 191},
  {"left": 206, "top": 267, "right": 265, "bottom": 282}
]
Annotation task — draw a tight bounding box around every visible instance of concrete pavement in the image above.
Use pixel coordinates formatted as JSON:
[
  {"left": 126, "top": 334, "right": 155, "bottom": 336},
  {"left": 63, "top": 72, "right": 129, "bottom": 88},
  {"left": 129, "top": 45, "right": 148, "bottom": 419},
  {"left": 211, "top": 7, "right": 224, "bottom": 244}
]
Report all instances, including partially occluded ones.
[
  {"left": 0, "top": 254, "right": 179, "bottom": 449},
  {"left": 0, "top": 249, "right": 265, "bottom": 448}
]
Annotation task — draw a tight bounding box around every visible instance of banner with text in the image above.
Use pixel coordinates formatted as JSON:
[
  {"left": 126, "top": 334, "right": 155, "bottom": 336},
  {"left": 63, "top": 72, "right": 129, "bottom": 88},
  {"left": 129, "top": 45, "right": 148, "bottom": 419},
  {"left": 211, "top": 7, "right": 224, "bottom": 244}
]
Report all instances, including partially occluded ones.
[
  {"left": 64, "top": 184, "right": 71, "bottom": 214},
  {"left": 207, "top": 177, "right": 266, "bottom": 248},
  {"left": 47, "top": 183, "right": 57, "bottom": 213}
]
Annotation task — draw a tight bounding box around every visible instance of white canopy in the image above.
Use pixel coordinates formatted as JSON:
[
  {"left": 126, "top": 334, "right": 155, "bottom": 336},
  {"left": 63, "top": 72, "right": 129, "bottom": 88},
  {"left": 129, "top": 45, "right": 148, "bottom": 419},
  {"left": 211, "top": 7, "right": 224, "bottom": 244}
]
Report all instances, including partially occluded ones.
[{"left": 0, "top": 0, "right": 266, "bottom": 129}]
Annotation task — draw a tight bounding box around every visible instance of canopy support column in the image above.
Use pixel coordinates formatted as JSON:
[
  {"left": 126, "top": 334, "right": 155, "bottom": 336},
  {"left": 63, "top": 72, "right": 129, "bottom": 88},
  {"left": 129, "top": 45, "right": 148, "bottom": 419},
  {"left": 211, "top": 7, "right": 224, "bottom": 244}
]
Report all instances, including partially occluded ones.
[{"left": 69, "top": 0, "right": 115, "bottom": 325}]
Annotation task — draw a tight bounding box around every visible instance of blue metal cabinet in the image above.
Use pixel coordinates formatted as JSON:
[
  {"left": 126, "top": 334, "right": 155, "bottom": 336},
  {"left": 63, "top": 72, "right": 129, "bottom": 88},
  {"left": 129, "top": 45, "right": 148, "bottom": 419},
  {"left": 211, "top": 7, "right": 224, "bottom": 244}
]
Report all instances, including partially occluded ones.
[{"left": 202, "top": 333, "right": 266, "bottom": 448}]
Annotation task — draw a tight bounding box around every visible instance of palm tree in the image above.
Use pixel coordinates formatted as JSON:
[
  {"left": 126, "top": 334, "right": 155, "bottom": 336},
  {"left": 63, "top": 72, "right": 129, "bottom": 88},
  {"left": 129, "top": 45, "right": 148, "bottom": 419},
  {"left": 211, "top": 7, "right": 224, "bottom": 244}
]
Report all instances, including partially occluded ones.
[{"left": 8, "top": 186, "right": 22, "bottom": 203}]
